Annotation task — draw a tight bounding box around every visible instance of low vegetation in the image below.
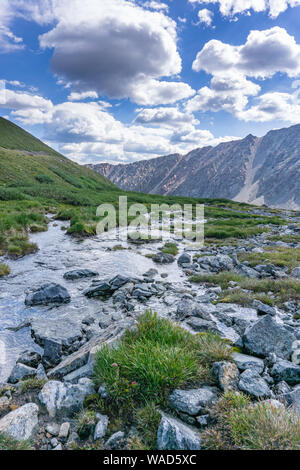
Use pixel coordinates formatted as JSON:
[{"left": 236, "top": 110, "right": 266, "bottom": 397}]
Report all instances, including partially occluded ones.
[
  {"left": 20, "top": 378, "right": 47, "bottom": 393},
  {"left": 0, "top": 433, "right": 32, "bottom": 450},
  {"left": 202, "top": 392, "right": 300, "bottom": 450},
  {"left": 160, "top": 242, "right": 179, "bottom": 256},
  {"left": 0, "top": 264, "right": 10, "bottom": 277},
  {"left": 238, "top": 247, "right": 300, "bottom": 273}
]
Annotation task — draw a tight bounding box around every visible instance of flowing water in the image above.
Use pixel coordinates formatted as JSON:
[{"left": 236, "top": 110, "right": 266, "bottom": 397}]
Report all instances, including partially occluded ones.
[{"left": 0, "top": 219, "right": 199, "bottom": 382}]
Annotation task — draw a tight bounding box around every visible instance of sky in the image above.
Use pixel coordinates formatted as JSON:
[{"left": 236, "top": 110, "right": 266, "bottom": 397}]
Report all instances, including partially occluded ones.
[{"left": 0, "top": 0, "right": 300, "bottom": 165}]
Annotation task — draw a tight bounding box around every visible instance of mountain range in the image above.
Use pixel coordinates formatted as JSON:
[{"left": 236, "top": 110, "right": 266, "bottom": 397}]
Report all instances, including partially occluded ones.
[{"left": 86, "top": 124, "right": 300, "bottom": 210}]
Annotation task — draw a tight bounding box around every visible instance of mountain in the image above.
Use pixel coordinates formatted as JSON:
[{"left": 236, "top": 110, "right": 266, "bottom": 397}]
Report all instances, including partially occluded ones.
[
  {"left": 0, "top": 117, "right": 116, "bottom": 206},
  {"left": 87, "top": 124, "right": 300, "bottom": 210}
]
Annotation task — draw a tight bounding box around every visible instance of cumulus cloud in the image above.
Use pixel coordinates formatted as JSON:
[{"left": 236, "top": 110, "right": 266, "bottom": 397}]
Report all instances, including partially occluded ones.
[
  {"left": 237, "top": 90, "right": 300, "bottom": 122},
  {"left": 134, "top": 106, "right": 199, "bottom": 127},
  {"left": 188, "top": 0, "right": 300, "bottom": 18},
  {"left": 0, "top": 0, "right": 23, "bottom": 53},
  {"left": 193, "top": 27, "right": 300, "bottom": 79},
  {"left": 5, "top": 0, "right": 193, "bottom": 105},
  {"left": 0, "top": 87, "right": 52, "bottom": 113},
  {"left": 68, "top": 91, "right": 98, "bottom": 102},
  {"left": 197, "top": 9, "right": 214, "bottom": 26}
]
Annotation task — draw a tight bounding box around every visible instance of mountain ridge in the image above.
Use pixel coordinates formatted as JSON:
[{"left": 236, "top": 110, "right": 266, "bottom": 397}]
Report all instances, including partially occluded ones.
[{"left": 86, "top": 124, "right": 300, "bottom": 210}]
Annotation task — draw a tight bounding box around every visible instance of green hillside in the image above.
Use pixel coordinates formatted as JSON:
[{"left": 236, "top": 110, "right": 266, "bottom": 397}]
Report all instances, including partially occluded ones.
[{"left": 0, "top": 117, "right": 61, "bottom": 156}]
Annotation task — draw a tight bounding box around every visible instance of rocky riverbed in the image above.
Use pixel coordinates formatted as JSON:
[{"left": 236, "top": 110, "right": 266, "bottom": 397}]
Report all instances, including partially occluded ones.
[{"left": 1, "top": 210, "right": 300, "bottom": 450}]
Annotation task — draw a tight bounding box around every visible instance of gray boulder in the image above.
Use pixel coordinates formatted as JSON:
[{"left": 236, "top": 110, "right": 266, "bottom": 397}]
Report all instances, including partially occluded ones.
[
  {"left": 84, "top": 282, "right": 114, "bottom": 298},
  {"left": 157, "top": 414, "right": 202, "bottom": 450},
  {"left": 25, "top": 283, "right": 71, "bottom": 306},
  {"left": 243, "top": 315, "right": 295, "bottom": 360},
  {"left": 238, "top": 369, "right": 271, "bottom": 398},
  {"left": 17, "top": 350, "right": 41, "bottom": 368},
  {"left": 42, "top": 338, "right": 63, "bottom": 368},
  {"left": 232, "top": 352, "right": 264, "bottom": 374},
  {"left": 211, "top": 361, "right": 239, "bottom": 392},
  {"left": 8, "top": 363, "right": 37, "bottom": 384},
  {"left": 152, "top": 252, "right": 175, "bottom": 264},
  {"left": 63, "top": 269, "right": 98, "bottom": 280},
  {"left": 105, "top": 431, "right": 125, "bottom": 449},
  {"left": 279, "top": 387, "right": 300, "bottom": 413},
  {"left": 253, "top": 300, "right": 276, "bottom": 316},
  {"left": 270, "top": 359, "right": 300, "bottom": 386},
  {"left": 0, "top": 403, "right": 38, "bottom": 441},
  {"left": 291, "top": 267, "right": 300, "bottom": 279},
  {"left": 94, "top": 415, "right": 109, "bottom": 440},
  {"left": 39, "top": 378, "right": 95, "bottom": 418},
  {"left": 169, "top": 387, "right": 218, "bottom": 416},
  {"left": 178, "top": 253, "right": 191, "bottom": 266}
]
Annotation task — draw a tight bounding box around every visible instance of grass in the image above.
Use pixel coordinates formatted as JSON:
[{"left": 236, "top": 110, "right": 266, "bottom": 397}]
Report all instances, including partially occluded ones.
[
  {"left": 202, "top": 392, "right": 300, "bottom": 450},
  {"left": 20, "top": 378, "right": 47, "bottom": 393},
  {"left": 0, "top": 264, "right": 10, "bottom": 277},
  {"left": 268, "top": 234, "right": 300, "bottom": 244},
  {"left": 93, "top": 311, "right": 231, "bottom": 412},
  {"left": 76, "top": 410, "right": 97, "bottom": 439},
  {"left": 219, "top": 289, "right": 275, "bottom": 307},
  {"left": 160, "top": 242, "right": 179, "bottom": 256},
  {"left": 0, "top": 433, "right": 33, "bottom": 450},
  {"left": 190, "top": 271, "right": 300, "bottom": 305},
  {"left": 238, "top": 247, "right": 300, "bottom": 273},
  {"left": 135, "top": 402, "right": 161, "bottom": 450}
]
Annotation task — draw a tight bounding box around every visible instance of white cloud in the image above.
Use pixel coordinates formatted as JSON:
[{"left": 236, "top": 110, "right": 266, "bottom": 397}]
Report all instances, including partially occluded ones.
[
  {"left": 186, "top": 74, "right": 260, "bottom": 114},
  {"left": 134, "top": 106, "right": 199, "bottom": 127},
  {"left": 142, "top": 1, "right": 169, "bottom": 11},
  {"left": 68, "top": 91, "right": 98, "bottom": 101},
  {"left": 8, "top": 0, "right": 192, "bottom": 105},
  {"left": 237, "top": 90, "right": 300, "bottom": 122},
  {"left": 0, "top": 0, "right": 23, "bottom": 53},
  {"left": 188, "top": 0, "right": 300, "bottom": 18},
  {"left": 193, "top": 27, "right": 300, "bottom": 79},
  {"left": 0, "top": 87, "right": 53, "bottom": 113},
  {"left": 197, "top": 9, "right": 214, "bottom": 26}
]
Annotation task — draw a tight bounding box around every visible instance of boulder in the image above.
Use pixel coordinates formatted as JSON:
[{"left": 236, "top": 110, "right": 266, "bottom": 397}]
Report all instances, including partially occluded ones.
[
  {"left": 25, "top": 283, "right": 71, "bottom": 306},
  {"left": 270, "top": 359, "right": 300, "bottom": 386},
  {"left": 157, "top": 414, "right": 202, "bottom": 450},
  {"left": 94, "top": 415, "right": 109, "bottom": 440},
  {"left": 0, "top": 403, "right": 38, "bottom": 441},
  {"left": 42, "top": 338, "right": 63, "bottom": 369},
  {"left": 253, "top": 300, "right": 276, "bottom": 317},
  {"left": 169, "top": 387, "right": 218, "bottom": 416},
  {"left": 39, "top": 378, "right": 95, "bottom": 418},
  {"left": 238, "top": 369, "right": 271, "bottom": 398},
  {"left": 232, "top": 352, "right": 264, "bottom": 374},
  {"left": 105, "top": 431, "right": 125, "bottom": 449},
  {"left": 279, "top": 387, "right": 300, "bottom": 413},
  {"left": 243, "top": 315, "right": 295, "bottom": 360},
  {"left": 152, "top": 252, "right": 175, "bottom": 264},
  {"left": 31, "top": 316, "right": 83, "bottom": 349},
  {"left": 178, "top": 253, "right": 191, "bottom": 266},
  {"left": 8, "top": 363, "right": 37, "bottom": 384},
  {"left": 59, "top": 422, "right": 70, "bottom": 440},
  {"left": 84, "top": 282, "right": 114, "bottom": 298},
  {"left": 63, "top": 269, "right": 98, "bottom": 280},
  {"left": 291, "top": 267, "right": 300, "bottom": 279},
  {"left": 16, "top": 350, "right": 41, "bottom": 368},
  {"left": 211, "top": 361, "right": 239, "bottom": 392}
]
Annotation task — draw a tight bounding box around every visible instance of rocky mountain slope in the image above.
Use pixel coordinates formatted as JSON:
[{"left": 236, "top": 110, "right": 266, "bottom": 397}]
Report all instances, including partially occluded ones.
[{"left": 87, "top": 124, "right": 300, "bottom": 210}]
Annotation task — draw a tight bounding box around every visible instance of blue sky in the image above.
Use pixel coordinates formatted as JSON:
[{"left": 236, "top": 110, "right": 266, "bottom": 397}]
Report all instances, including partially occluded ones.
[{"left": 1, "top": 0, "right": 300, "bottom": 164}]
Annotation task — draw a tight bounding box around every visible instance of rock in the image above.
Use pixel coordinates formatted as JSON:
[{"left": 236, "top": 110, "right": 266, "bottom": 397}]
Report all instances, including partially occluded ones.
[
  {"left": 25, "top": 283, "right": 71, "bottom": 306},
  {"left": 232, "top": 352, "right": 264, "bottom": 374},
  {"left": 273, "top": 381, "right": 291, "bottom": 395},
  {"left": 211, "top": 361, "right": 239, "bottom": 392},
  {"left": 59, "top": 422, "right": 70, "bottom": 439},
  {"left": 98, "top": 385, "right": 109, "bottom": 399},
  {"left": 279, "top": 387, "right": 300, "bottom": 413},
  {"left": 152, "top": 252, "right": 175, "bottom": 264},
  {"left": 291, "top": 267, "right": 300, "bottom": 279},
  {"left": 243, "top": 315, "right": 296, "bottom": 360},
  {"left": 39, "top": 378, "right": 95, "bottom": 418},
  {"left": 63, "top": 269, "right": 98, "bottom": 280},
  {"left": 157, "top": 414, "right": 202, "bottom": 450},
  {"left": 46, "top": 423, "right": 60, "bottom": 436},
  {"left": 169, "top": 387, "right": 218, "bottom": 416},
  {"left": 31, "top": 317, "right": 83, "bottom": 350},
  {"left": 84, "top": 281, "right": 114, "bottom": 298},
  {"left": 270, "top": 359, "right": 300, "bottom": 386},
  {"left": 0, "top": 397, "right": 10, "bottom": 410},
  {"left": 8, "top": 363, "right": 37, "bottom": 384},
  {"left": 238, "top": 369, "right": 271, "bottom": 398},
  {"left": 0, "top": 403, "right": 38, "bottom": 441},
  {"left": 48, "top": 321, "right": 130, "bottom": 380},
  {"left": 36, "top": 363, "right": 47, "bottom": 380},
  {"left": 42, "top": 338, "right": 63, "bottom": 368},
  {"left": 52, "top": 444, "right": 63, "bottom": 451},
  {"left": 105, "top": 431, "right": 125, "bottom": 449},
  {"left": 178, "top": 253, "right": 191, "bottom": 265},
  {"left": 63, "top": 363, "right": 93, "bottom": 383},
  {"left": 196, "top": 415, "right": 210, "bottom": 428},
  {"left": 253, "top": 300, "right": 276, "bottom": 316},
  {"left": 94, "top": 415, "right": 109, "bottom": 440},
  {"left": 143, "top": 269, "right": 158, "bottom": 278},
  {"left": 110, "top": 275, "right": 130, "bottom": 290},
  {"left": 17, "top": 350, "right": 41, "bottom": 368}
]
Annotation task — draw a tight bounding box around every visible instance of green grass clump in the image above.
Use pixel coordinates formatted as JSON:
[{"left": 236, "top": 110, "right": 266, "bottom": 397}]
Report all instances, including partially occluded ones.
[
  {"left": 203, "top": 392, "right": 300, "bottom": 450},
  {"left": 135, "top": 402, "right": 161, "bottom": 450},
  {"left": 0, "top": 264, "right": 10, "bottom": 277},
  {"left": 94, "top": 311, "right": 230, "bottom": 412},
  {"left": 20, "top": 378, "right": 47, "bottom": 393},
  {"left": 219, "top": 289, "right": 275, "bottom": 307},
  {"left": 238, "top": 247, "right": 300, "bottom": 273},
  {"left": 76, "top": 410, "right": 97, "bottom": 439},
  {"left": 190, "top": 272, "right": 244, "bottom": 289},
  {"left": 0, "top": 433, "right": 33, "bottom": 450},
  {"left": 160, "top": 243, "right": 179, "bottom": 256}
]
